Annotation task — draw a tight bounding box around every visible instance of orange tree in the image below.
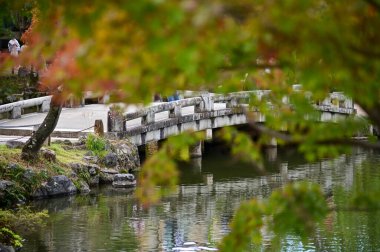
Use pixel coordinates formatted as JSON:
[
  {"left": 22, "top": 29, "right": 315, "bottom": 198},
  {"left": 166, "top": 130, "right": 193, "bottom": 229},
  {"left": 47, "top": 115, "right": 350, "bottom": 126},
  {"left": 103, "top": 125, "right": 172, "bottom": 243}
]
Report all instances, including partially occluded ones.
[{"left": 1, "top": 1, "right": 380, "bottom": 250}]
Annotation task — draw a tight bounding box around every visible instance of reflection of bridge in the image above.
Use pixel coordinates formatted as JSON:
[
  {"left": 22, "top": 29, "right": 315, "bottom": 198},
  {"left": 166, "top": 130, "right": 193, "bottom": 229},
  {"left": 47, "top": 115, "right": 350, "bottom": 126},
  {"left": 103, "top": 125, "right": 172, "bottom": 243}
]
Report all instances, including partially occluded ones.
[
  {"left": 0, "top": 90, "right": 354, "bottom": 145},
  {"left": 24, "top": 147, "right": 371, "bottom": 251}
]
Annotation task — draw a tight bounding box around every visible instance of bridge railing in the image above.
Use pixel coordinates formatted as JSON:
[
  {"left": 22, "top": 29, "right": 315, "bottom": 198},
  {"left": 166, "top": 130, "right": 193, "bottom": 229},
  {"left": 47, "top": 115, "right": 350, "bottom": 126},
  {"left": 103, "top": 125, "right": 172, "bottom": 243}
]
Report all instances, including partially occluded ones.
[
  {"left": 108, "top": 91, "right": 275, "bottom": 132},
  {"left": 124, "top": 97, "right": 203, "bottom": 124},
  {"left": 318, "top": 92, "right": 354, "bottom": 111},
  {"left": 0, "top": 90, "right": 112, "bottom": 120},
  {"left": 212, "top": 90, "right": 272, "bottom": 107},
  {"left": 0, "top": 95, "right": 52, "bottom": 119},
  {"left": 107, "top": 89, "right": 355, "bottom": 133}
]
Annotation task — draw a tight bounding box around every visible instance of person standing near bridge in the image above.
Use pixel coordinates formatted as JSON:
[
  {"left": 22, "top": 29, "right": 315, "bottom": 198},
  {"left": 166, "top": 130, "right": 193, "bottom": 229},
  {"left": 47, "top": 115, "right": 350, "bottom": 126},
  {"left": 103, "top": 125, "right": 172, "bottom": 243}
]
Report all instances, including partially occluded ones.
[
  {"left": 8, "top": 38, "right": 21, "bottom": 56},
  {"left": 8, "top": 38, "right": 21, "bottom": 74}
]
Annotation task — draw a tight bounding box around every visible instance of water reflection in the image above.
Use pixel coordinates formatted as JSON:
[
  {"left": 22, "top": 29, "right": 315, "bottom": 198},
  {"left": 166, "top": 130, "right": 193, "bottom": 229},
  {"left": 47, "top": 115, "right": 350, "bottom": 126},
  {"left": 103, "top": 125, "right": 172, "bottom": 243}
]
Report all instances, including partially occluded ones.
[{"left": 23, "top": 147, "right": 380, "bottom": 251}]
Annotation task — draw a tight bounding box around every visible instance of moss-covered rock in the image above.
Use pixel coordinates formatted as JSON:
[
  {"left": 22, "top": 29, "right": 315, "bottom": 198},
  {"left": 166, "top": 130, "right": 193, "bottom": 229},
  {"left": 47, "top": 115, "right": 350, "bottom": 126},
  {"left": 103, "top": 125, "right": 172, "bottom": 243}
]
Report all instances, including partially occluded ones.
[
  {"left": 105, "top": 140, "right": 140, "bottom": 172},
  {"left": 31, "top": 175, "right": 77, "bottom": 198}
]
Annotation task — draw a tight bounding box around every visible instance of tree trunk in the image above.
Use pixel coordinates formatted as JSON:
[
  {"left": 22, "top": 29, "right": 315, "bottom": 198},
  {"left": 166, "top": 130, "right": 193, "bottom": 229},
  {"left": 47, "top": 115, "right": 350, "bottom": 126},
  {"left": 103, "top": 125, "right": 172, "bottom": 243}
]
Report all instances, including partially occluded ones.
[{"left": 21, "top": 94, "right": 63, "bottom": 161}]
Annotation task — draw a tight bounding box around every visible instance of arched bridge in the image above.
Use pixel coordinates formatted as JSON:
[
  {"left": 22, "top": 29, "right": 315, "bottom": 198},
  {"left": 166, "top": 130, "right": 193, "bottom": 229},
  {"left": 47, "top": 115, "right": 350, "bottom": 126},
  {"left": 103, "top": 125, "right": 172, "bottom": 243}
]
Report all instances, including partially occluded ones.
[{"left": 107, "top": 90, "right": 355, "bottom": 146}]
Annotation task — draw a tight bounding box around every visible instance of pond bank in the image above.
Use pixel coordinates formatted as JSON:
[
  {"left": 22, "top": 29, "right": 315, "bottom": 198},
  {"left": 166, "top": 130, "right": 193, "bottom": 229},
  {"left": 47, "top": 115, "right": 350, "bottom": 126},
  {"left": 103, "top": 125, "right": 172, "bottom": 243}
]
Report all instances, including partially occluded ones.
[
  {"left": 20, "top": 147, "right": 380, "bottom": 251},
  {"left": 0, "top": 134, "right": 140, "bottom": 249}
]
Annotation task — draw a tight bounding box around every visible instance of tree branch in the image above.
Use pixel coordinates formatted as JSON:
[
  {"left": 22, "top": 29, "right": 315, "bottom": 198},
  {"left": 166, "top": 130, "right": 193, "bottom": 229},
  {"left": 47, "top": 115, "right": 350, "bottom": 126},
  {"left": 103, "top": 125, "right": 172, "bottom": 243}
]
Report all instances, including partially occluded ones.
[
  {"left": 21, "top": 92, "right": 63, "bottom": 160},
  {"left": 246, "top": 114, "right": 380, "bottom": 149}
]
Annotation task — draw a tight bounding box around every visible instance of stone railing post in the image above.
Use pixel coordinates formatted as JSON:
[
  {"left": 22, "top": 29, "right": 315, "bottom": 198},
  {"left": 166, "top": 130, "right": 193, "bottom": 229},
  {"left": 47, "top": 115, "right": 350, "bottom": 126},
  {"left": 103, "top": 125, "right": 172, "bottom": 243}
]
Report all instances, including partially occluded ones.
[
  {"left": 107, "top": 109, "right": 125, "bottom": 133},
  {"left": 40, "top": 100, "right": 50, "bottom": 113},
  {"left": 142, "top": 110, "right": 155, "bottom": 125},
  {"left": 94, "top": 119, "right": 104, "bottom": 137},
  {"left": 10, "top": 106, "right": 22, "bottom": 119},
  {"left": 344, "top": 98, "right": 353, "bottom": 110},
  {"left": 226, "top": 97, "right": 238, "bottom": 108},
  {"left": 322, "top": 96, "right": 331, "bottom": 106},
  {"left": 169, "top": 103, "right": 182, "bottom": 118},
  {"left": 195, "top": 92, "right": 214, "bottom": 112}
]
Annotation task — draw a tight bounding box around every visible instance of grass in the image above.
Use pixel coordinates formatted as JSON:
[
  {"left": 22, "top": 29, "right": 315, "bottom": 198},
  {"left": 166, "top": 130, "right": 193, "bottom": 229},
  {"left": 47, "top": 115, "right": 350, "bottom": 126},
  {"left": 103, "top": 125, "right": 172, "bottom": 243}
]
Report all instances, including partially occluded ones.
[
  {"left": 49, "top": 143, "right": 87, "bottom": 164},
  {"left": 0, "top": 143, "right": 87, "bottom": 176},
  {"left": 0, "top": 143, "right": 89, "bottom": 208}
]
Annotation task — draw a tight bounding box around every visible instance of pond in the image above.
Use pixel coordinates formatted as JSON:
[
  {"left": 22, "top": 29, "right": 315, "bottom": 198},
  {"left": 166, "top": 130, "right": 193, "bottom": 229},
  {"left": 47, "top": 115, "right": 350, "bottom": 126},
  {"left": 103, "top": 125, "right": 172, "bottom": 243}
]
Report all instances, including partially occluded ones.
[{"left": 23, "top": 146, "right": 380, "bottom": 251}]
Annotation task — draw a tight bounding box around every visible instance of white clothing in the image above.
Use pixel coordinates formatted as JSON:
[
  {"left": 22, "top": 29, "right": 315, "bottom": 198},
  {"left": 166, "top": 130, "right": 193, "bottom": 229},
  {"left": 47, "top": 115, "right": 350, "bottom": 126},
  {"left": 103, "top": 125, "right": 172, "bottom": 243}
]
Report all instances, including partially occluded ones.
[{"left": 8, "top": 39, "right": 21, "bottom": 56}]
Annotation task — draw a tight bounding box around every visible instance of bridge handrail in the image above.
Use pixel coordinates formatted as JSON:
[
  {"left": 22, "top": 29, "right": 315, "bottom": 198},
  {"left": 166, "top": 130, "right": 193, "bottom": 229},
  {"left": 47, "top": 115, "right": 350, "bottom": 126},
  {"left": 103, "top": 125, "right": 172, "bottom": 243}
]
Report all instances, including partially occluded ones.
[
  {"left": 0, "top": 95, "right": 52, "bottom": 118},
  {"left": 212, "top": 90, "right": 272, "bottom": 103},
  {"left": 124, "top": 97, "right": 203, "bottom": 121},
  {"left": 105, "top": 90, "right": 357, "bottom": 136},
  {"left": 116, "top": 90, "right": 354, "bottom": 129}
]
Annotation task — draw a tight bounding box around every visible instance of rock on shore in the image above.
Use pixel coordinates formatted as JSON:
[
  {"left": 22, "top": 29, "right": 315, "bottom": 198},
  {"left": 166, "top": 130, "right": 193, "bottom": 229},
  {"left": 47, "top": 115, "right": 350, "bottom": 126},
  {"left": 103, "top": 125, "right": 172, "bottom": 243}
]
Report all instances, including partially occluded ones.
[{"left": 32, "top": 175, "right": 77, "bottom": 198}]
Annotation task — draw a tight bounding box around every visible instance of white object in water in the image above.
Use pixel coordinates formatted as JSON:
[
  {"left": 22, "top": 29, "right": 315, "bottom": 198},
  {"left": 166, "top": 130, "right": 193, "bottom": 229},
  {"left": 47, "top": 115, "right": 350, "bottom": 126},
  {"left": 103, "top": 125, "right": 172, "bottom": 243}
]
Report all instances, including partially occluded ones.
[
  {"left": 183, "top": 242, "right": 197, "bottom": 246},
  {"left": 172, "top": 247, "right": 199, "bottom": 251},
  {"left": 198, "top": 246, "right": 218, "bottom": 251}
]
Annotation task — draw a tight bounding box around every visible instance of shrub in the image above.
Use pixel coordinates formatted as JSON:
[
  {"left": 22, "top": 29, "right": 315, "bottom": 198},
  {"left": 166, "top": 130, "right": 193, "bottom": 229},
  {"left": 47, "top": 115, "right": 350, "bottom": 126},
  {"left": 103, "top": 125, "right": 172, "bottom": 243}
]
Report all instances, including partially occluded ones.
[
  {"left": 0, "top": 207, "right": 48, "bottom": 248},
  {"left": 0, "top": 227, "right": 23, "bottom": 248},
  {"left": 85, "top": 134, "right": 107, "bottom": 158}
]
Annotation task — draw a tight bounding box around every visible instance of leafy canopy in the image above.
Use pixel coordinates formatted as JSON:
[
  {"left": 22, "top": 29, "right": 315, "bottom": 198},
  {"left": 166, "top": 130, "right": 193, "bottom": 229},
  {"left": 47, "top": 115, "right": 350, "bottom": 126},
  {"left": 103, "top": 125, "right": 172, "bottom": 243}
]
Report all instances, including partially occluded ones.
[{"left": 1, "top": 1, "right": 380, "bottom": 250}]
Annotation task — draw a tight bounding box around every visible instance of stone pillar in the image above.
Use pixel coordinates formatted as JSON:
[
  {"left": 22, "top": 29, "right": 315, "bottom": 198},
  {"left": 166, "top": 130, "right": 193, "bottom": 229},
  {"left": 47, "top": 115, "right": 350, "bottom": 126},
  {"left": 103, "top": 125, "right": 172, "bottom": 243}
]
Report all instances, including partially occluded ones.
[
  {"left": 169, "top": 103, "right": 182, "bottom": 118},
  {"left": 195, "top": 92, "right": 214, "bottom": 112},
  {"left": 10, "top": 106, "right": 22, "bottom": 119},
  {"left": 107, "top": 109, "right": 125, "bottom": 133},
  {"left": 205, "top": 129, "right": 213, "bottom": 141},
  {"left": 94, "top": 119, "right": 104, "bottom": 137},
  {"left": 266, "top": 137, "right": 277, "bottom": 147},
  {"left": 191, "top": 157, "right": 202, "bottom": 172},
  {"left": 145, "top": 141, "right": 159, "bottom": 158},
  {"left": 142, "top": 111, "right": 155, "bottom": 125},
  {"left": 265, "top": 147, "right": 277, "bottom": 162},
  {"left": 81, "top": 96, "right": 85, "bottom": 106},
  {"left": 226, "top": 97, "right": 238, "bottom": 108},
  {"left": 190, "top": 141, "right": 202, "bottom": 158},
  {"left": 40, "top": 100, "right": 50, "bottom": 113}
]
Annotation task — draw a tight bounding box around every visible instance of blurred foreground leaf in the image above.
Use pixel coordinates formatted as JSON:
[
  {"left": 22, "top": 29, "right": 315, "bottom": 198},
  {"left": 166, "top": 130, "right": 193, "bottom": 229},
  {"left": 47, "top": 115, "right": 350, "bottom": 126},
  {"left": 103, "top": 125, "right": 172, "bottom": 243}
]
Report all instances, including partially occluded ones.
[{"left": 219, "top": 182, "right": 328, "bottom": 251}]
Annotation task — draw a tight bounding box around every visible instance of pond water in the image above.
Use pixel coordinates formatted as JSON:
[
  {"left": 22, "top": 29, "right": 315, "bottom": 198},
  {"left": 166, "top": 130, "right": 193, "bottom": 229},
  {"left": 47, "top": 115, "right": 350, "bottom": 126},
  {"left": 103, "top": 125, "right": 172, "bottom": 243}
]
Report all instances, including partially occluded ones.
[{"left": 23, "top": 146, "right": 380, "bottom": 251}]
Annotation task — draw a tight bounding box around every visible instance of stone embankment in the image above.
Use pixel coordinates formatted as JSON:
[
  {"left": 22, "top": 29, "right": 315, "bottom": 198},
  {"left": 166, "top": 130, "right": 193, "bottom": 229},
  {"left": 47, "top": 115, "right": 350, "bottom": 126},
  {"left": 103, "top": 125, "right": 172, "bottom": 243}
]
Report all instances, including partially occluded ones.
[{"left": 0, "top": 136, "right": 140, "bottom": 205}]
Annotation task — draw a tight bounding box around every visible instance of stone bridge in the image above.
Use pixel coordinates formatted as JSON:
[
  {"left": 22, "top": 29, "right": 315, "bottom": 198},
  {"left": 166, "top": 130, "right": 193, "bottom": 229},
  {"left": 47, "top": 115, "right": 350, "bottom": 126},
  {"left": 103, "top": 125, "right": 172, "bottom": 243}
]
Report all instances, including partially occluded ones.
[
  {"left": 0, "top": 89, "right": 355, "bottom": 144},
  {"left": 107, "top": 90, "right": 355, "bottom": 147}
]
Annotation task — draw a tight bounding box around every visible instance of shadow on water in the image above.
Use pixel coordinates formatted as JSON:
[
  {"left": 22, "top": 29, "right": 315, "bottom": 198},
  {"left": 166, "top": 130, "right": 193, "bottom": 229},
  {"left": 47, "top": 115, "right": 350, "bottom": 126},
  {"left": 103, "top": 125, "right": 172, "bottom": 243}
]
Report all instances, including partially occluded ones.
[{"left": 178, "top": 143, "right": 308, "bottom": 184}]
